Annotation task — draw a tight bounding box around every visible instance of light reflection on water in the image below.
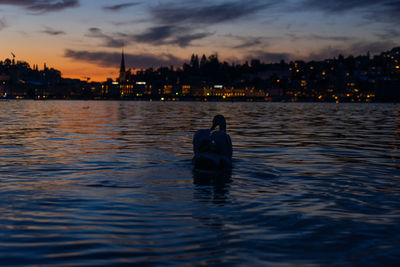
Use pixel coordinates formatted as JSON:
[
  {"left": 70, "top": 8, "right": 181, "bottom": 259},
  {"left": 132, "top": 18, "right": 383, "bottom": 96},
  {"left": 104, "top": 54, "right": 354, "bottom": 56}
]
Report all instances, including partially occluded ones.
[{"left": 0, "top": 100, "right": 399, "bottom": 266}]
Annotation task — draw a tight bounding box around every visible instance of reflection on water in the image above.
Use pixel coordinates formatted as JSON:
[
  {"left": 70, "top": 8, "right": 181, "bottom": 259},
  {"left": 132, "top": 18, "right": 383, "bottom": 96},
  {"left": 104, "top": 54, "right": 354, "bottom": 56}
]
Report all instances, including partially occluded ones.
[{"left": 0, "top": 100, "right": 399, "bottom": 266}]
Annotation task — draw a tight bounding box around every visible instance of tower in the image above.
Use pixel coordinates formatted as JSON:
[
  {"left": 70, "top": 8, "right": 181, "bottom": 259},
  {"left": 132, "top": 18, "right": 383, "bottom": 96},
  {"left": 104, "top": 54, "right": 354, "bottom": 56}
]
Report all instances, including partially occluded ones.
[{"left": 119, "top": 49, "right": 126, "bottom": 82}]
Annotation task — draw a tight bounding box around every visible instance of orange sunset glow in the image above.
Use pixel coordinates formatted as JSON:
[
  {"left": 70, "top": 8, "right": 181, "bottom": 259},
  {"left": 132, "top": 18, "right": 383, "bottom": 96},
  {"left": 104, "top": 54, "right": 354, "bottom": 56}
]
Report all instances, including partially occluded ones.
[{"left": 1, "top": 0, "right": 399, "bottom": 81}]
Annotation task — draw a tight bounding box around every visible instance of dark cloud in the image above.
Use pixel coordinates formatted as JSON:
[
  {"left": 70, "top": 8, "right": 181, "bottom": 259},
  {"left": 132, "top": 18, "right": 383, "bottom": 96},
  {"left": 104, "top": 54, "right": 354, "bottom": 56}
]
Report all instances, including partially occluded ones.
[
  {"left": 133, "top": 25, "right": 176, "bottom": 44},
  {"left": 300, "top": 0, "right": 400, "bottom": 23},
  {"left": 99, "top": 1, "right": 276, "bottom": 49},
  {"left": 250, "top": 51, "right": 291, "bottom": 63},
  {"left": 103, "top": 2, "right": 141, "bottom": 11},
  {"left": 309, "top": 34, "right": 353, "bottom": 42},
  {"left": 366, "top": 1, "right": 400, "bottom": 23},
  {"left": 173, "top": 32, "right": 211, "bottom": 47},
  {"left": 0, "top": 0, "right": 79, "bottom": 13},
  {"left": 85, "top": 25, "right": 211, "bottom": 48},
  {"left": 234, "top": 39, "right": 263, "bottom": 49},
  {"left": 41, "top": 26, "right": 66, "bottom": 35},
  {"left": 132, "top": 25, "right": 212, "bottom": 47},
  {"left": 232, "top": 36, "right": 268, "bottom": 49},
  {"left": 64, "top": 49, "right": 184, "bottom": 68},
  {"left": 300, "top": 0, "right": 378, "bottom": 13},
  {"left": 288, "top": 33, "right": 353, "bottom": 42},
  {"left": 138, "top": 0, "right": 278, "bottom": 47},
  {"left": 86, "top": 27, "right": 125, "bottom": 48},
  {"left": 110, "top": 19, "right": 147, "bottom": 26},
  {"left": 150, "top": 0, "right": 278, "bottom": 25}
]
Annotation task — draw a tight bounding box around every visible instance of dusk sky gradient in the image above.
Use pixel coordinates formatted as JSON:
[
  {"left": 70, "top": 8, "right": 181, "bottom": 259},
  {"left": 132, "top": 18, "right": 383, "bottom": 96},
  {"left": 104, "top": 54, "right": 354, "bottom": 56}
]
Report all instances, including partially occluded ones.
[{"left": 0, "top": 0, "right": 399, "bottom": 81}]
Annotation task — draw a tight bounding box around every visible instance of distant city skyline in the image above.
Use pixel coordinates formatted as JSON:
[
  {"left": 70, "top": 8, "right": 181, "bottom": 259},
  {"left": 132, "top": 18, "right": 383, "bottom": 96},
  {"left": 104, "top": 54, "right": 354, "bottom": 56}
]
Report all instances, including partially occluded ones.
[{"left": 0, "top": 0, "right": 399, "bottom": 81}]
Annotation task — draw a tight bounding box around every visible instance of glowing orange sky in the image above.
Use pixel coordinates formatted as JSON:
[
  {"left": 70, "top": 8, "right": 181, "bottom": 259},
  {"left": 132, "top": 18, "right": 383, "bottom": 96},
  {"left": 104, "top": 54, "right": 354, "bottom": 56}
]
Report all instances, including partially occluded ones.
[{"left": 0, "top": 0, "right": 398, "bottom": 82}]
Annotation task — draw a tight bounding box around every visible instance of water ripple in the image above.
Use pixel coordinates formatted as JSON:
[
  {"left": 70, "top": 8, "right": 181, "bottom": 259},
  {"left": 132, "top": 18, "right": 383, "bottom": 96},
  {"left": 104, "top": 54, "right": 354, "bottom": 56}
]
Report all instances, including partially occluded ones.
[{"left": 0, "top": 101, "right": 399, "bottom": 265}]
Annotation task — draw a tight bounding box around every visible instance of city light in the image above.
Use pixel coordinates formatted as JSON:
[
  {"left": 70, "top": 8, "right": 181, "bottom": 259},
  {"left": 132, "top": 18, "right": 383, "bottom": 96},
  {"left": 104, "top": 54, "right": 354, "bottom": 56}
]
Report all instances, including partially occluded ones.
[{"left": 1, "top": 47, "right": 399, "bottom": 101}]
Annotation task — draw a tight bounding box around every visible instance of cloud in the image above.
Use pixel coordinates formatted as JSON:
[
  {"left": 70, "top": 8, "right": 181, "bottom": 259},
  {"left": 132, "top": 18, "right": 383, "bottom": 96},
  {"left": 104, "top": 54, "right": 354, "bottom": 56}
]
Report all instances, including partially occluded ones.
[
  {"left": 103, "top": 2, "right": 141, "bottom": 11},
  {"left": 110, "top": 18, "right": 148, "bottom": 26},
  {"left": 231, "top": 36, "right": 269, "bottom": 49},
  {"left": 348, "top": 40, "right": 397, "bottom": 55},
  {"left": 136, "top": 0, "right": 277, "bottom": 47},
  {"left": 309, "top": 34, "right": 353, "bottom": 42},
  {"left": 249, "top": 51, "right": 291, "bottom": 63},
  {"left": 132, "top": 25, "right": 212, "bottom": 47},
  {"left": 64, "top": 49, "right": 184, "bottom": 68},
  {"left": 0, "top": 0, "right": 79, "bottom": 13},
  {"left": 86, "top": 27, "right": 125, "bottom": 48},
  {"left": 375, "top": 29, "right": 400, "bottom": 41},
  {"left": 299, "top": 0, "right": 400, "bottom": 23},
  {"left": 0, "top": 17, "right": 6, "bottom": 31},
  {"left": 41, "top": 26, "right": 66, "bottom": 35},
  {"left": 150, "top": 0, "right": 278, "bottom": 25},
  {"left": 173, "top": 32, "right": 211, "bottom": 47},
  {"left": 300, "top": 0, "right": 378, "bottom": 13},
  {"left": 234, "top": 39, "right": 263, "bottom": 49},
  {"left": 133, "top": 25, "right": 176, "bottom": 44},
  {"left": 97, "top": 1, "right": 276, "bottom": 49},
  {"left": 288, "top": 33, "right": 353, "bottom": 42},
  {"left": 85, "top": 25, "right": 211, "bottom": 48},
  {"left": 365, "top": 1, "right": 400, "bottom": 23}
]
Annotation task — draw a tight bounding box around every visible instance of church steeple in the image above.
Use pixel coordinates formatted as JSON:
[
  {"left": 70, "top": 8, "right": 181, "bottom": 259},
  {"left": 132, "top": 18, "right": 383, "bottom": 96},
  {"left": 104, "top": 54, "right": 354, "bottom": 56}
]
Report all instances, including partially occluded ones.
[
  {"left": 119, "top": 49, "right": 127, "bottom": 82},
  {"left": 120, "top": 49, "right": 126, "bottom": 74}
]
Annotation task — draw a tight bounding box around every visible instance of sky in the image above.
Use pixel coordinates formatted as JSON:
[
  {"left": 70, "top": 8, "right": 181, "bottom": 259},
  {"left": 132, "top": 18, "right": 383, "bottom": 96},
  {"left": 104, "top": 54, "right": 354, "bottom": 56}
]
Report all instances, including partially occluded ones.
[{"left": 0, "top": 0, "right": 399, "bottom": 81}]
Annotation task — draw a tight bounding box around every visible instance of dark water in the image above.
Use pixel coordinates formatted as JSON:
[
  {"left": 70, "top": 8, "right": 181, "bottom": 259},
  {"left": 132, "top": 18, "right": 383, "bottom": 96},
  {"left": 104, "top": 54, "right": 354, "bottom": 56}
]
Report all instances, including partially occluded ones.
[{"left": 0, "top": 101, "right": 399, "bottom": 266}]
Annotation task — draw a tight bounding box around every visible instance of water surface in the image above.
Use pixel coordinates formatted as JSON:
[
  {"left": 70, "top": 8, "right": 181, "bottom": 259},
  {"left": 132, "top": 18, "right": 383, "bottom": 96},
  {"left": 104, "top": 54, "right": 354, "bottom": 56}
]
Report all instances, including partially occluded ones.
[{"left": 1, "top": 101, "right": 399, "bottom": 266}]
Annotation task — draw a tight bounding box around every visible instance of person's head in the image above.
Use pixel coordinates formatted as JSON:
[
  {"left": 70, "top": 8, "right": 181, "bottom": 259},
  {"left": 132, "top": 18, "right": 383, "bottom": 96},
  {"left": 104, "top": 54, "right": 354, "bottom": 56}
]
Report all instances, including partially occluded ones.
[{"left": 211, "top": 114, "right": 226, "bottom": 131}]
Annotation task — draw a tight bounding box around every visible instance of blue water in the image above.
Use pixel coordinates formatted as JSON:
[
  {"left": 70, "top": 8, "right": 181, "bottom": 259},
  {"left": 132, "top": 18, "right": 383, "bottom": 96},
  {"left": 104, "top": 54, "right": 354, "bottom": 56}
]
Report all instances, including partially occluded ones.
[{"left": 0, "top": 101, "right": 399, "bottom": 266}]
